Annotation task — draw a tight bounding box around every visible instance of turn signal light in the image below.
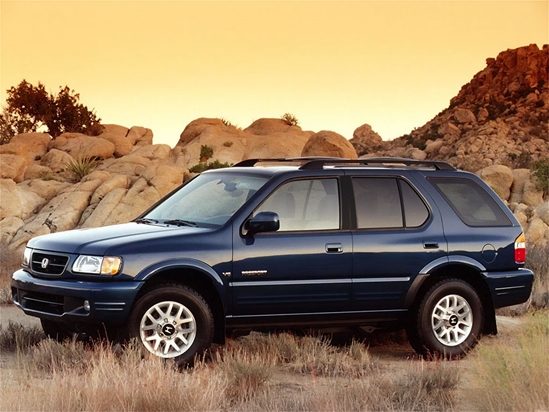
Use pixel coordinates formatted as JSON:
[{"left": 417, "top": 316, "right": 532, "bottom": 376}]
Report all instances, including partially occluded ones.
[{"left": 514, "top": 233, "right": 526, "bottom": 264}]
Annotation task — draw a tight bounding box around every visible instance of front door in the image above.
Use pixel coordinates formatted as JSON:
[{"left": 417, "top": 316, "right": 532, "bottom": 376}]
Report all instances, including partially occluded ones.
[{"left": 231, "top": 177, "right": 353, "bottom": 316}]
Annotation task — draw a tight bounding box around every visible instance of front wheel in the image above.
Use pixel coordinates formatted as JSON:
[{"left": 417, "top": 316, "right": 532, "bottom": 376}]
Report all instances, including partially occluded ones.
[
  {"left": 129, "top": 284, "right": 214, "bottom": 364},
  {"left": 407, "top": 278, "right": 484, "bottom": 358}
]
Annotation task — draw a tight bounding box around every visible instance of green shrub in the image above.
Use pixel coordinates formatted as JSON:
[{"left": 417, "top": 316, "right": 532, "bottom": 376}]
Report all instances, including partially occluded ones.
[
  {"left": 532, "top": 158, "right": 549, "bottom": 196},
  {"left": 189, "top": 160, "right": 232, "bottom": 173},
  {"left": 199, "top": 145, "right": 214, "bottom": 161}
]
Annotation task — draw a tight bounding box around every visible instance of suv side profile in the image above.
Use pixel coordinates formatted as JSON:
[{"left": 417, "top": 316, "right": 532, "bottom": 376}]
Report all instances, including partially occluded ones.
[{"left": 11, "top": 157, "right": 534, "bottom": 361}]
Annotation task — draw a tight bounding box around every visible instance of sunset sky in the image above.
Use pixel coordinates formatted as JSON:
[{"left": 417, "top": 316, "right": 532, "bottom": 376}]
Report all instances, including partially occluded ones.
[{"left": 1, "top": 1, "right": 547, "bottom": 147}]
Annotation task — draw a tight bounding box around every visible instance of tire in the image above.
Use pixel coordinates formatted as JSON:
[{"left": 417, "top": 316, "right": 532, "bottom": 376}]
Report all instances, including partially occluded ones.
[
  {"left": 41, "top": 319, "right": 75, "bottom": 341},
  {"left": 129, "top": 284, "right": 214, "bottom": 365},
  {"left": 407, "top": 278, "right": 484, "bottom": 358}
]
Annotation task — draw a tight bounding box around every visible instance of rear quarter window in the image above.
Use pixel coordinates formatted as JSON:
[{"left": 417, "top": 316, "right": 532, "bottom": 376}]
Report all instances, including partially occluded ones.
[{"left": 428, "top": 177, "right": 512, "bottom": 227}]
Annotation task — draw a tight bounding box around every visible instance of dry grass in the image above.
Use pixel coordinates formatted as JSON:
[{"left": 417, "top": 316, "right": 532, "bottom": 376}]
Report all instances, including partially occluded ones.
[
  {"left": 0, "top": 330, "right": 462, "bottom": 412},
  {"left": 0, "top": 242, "right": 20, "bottom": 304},
  {"left": 468, "top": 310, "right": 549, "bottom": 411}
]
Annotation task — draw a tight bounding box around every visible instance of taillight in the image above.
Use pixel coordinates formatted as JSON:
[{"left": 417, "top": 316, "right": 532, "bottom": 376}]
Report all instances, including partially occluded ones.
[{"left": 514, "top": 233, "right": 526, "bottom": 264}]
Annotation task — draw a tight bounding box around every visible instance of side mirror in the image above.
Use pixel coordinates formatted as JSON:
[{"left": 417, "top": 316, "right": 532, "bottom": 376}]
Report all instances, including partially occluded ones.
[{"left": 245, "top": 212, "right": 280, "bottom": 236}]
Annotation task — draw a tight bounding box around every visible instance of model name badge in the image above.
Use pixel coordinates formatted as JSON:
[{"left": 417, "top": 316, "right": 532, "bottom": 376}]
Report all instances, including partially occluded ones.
[{"left": 241, "top": 270, "right": 267, "bottom": 276}]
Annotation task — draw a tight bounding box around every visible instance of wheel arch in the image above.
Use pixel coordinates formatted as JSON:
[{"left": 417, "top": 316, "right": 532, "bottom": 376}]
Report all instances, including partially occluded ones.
[
  {"left": 405, "top": 258, "right": 497, "bottom": 336},
  {"left": 134, "top": 264, "right": 227, "bottom": 344}
]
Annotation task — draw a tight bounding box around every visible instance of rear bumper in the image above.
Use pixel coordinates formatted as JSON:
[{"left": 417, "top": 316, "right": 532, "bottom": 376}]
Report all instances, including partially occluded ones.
[
  {"left": 483, "top": 268, "right": 534, "bottom": 308},
  {"left": 11, "top": 269, "right": 143, "bottom": 325}
]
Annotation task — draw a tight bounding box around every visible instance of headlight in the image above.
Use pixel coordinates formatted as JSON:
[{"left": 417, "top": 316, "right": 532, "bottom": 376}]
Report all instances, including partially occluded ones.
[
  {"left": 72, "top": 255, "right": 122, "bottom": 275},
  {"left": 22, "top": 247, "right": 32, "bottom": 267}
]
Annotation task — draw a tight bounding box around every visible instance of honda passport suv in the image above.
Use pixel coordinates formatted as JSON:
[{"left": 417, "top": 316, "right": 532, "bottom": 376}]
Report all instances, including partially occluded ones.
[{"left": 12, "top": 157, "right": 534, "bottom": 361}]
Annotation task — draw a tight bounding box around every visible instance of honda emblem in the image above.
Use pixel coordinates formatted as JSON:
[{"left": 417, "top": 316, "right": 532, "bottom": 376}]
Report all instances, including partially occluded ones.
[{"left": 41, "top": 258, "right": 49, "bottom": 269}]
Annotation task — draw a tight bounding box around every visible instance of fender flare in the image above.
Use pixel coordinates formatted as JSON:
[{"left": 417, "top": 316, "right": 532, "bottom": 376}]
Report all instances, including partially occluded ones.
[
  {"left": 134, "top": 258, "right": 227, "bottom": 308},
  {"left": 403, "top": 255, "right": 487, "bottom": 307}
]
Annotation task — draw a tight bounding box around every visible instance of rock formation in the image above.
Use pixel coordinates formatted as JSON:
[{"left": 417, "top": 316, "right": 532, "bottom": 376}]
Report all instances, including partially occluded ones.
[{"left": 0, "top": 44, "right": 547, "bottom": 253}]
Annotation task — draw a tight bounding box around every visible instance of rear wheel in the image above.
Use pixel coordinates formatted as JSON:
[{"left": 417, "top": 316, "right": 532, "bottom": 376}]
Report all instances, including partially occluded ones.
[
  {"left": 407, "top": 278, "right": 484, "bottom": 358},
  {"left": 129, "top": 284, "right": 214, "bottom": 364}
]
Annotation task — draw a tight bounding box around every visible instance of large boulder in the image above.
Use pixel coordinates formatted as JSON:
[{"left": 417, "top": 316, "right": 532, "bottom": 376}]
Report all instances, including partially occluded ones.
[
  {"left": 49, "top": 134, "right": 115, "bottom": 159},
  {"left": 243, "top": 118, "right": 295, "bottom": 136},
  {"left": 0, "top": 154, "right": 29, "bottom": 182},
  {"left": 476, "top": 164, "right": 514, "bottom": 200},
  {"left": 177, "top": 118, "right": 227, "bottom": 147},
  {"left": 98, "top": 133, "right": 133, "bottom": 157},
  {"left": 10, "top": 133, "right": 51, "bottom": 160},
  {"left": 301, "top": 131, "right": 358, "bottom": 159},
  {"left": 245, "top": 132, "right": 312, "bottom": 159},
  {"left": 0, "top": 179, "right": 21, "bottom": 219},
  {"left": 127, "top": 126, "right": 154, "bottom": 146},
  {"left": 41, "top": 149, "right": 74, "bottom": 173},
  {"left": 454, "top": 108, "right": 476, "bottom": 124},
  {"left": 350, "top": 124, "right": 383, "bottom": 155}
]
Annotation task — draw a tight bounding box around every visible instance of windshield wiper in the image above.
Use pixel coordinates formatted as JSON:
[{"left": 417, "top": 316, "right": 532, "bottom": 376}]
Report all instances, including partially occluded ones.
[
  {"left": 163, "top": 219, "right": 198, "bottom": 227},
  {"left": 134, "top": 218, "right": 159, "bottom": 225}
]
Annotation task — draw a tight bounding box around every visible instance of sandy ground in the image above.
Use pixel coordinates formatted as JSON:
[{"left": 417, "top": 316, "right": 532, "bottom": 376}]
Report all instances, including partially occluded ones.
[{"left": 0, "top": 304, "right": 41, "bottom": 328}]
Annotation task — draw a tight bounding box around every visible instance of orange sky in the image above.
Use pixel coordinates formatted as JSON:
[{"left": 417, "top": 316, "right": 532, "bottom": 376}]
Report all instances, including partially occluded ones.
[{"left": 1, "top": 1, "right": 548, "bottom": 147}]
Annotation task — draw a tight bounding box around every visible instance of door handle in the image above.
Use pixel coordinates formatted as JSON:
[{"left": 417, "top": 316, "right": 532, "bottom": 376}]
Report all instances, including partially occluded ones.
[
  {"left": 423, "top": 241, "right": 439, "bottom": 249},
  {"left": 326, "top": 243, "right": 343, "bottom": 253}
]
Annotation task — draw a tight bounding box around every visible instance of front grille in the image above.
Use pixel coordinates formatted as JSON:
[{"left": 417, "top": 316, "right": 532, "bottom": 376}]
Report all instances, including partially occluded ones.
[{"left": 31, "top": 252, "right": 69, "bottom": 276}]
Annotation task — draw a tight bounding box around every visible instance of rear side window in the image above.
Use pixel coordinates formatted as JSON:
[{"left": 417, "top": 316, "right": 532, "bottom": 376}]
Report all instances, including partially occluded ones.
[
  {"left": 429, "top": 177, "right": 512, "bottom": 227},
  {"left": 353, "top": 178, "right": 429, "bottom": 229}
]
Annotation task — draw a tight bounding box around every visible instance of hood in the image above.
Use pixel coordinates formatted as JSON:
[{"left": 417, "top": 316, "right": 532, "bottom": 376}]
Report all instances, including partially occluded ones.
[{"left": 27, "top": 222, "right": 211, "bottom": 255}]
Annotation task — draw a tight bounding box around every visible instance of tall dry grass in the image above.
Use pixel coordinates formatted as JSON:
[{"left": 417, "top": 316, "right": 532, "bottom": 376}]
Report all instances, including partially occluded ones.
[
  {"left": 0, "top": 330, "right": 461, "bottom": 412},
  {"left": 468, "top": 310, "right": 549, "bottom": 411},
  {"left": 0, "top": 242, "right": 21, "bottom": 304}
]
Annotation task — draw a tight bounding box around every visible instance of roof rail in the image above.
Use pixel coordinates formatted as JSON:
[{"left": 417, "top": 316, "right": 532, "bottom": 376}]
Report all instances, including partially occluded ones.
[
  {"left": 233, "top": 157, "right": 343, "bottom": 167},
  {"left": 233, "top": 157, "right": 455, "bottom": 171}
]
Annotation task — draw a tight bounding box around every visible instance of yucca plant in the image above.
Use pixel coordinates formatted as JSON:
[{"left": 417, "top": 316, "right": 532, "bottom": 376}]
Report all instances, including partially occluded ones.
[{"left": 66, "top": 156, "right": 99, "bottom": 181}]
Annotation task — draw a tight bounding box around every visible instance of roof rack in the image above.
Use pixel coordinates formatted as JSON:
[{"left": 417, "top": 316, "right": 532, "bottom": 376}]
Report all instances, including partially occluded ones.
[{"left": 233, "top": 157, "right": 455, "bottom": 171}]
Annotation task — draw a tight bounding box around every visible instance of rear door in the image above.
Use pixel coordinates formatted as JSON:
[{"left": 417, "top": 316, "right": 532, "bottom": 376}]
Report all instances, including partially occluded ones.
[{"left": 349, "top": 172, "right": 448, "bottom": 311}]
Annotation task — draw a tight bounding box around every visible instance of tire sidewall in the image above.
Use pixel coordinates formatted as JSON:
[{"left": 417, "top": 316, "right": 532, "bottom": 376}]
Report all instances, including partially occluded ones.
[
  {"left": 417, "top": 279, "right": 484, "bottom": 357},
  {"left": 129, "top": 285, "right": 214, "bottom": 364}
]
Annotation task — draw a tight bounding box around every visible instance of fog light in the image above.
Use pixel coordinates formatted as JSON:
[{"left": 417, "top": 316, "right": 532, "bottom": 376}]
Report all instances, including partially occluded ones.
[{"left": 83, "top": 300, "right": 91, "bottom": 312}]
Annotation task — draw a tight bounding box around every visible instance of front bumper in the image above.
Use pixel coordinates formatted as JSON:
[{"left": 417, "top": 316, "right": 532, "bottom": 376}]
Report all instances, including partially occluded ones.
[
  {"left": 483, "top": 268, "right": 534, "bottom": 308},
  {"left": 11, "top": 269, "right": 143, "bottom": 325}
]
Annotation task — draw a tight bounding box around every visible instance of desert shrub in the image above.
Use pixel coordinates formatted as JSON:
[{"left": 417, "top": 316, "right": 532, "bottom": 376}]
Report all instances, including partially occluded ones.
[
  {"left": 281, "top": 113, "right": 299, "bottom": 126},
  {"left": 199, "top": 144, "right": 214, "bottom": 161},
  {"left": 66, "top": 157, "right": 99, "bottom": 182},
  {"left": 220, "top": 118, "right": 233, "bottom": 127},
  {"left": 532, "top": 158, "right": 549, "bottom": 196},
  {"left": 507, "top": 150, "right": 534, "bottom": 169},
  {"left": 0, "top": 321, "right": 44, "bottom": 352},
  {"left": 223, "top": 141, "right": 234, "bottom": 147},
  {"left": 469, "top": 311, "right": 549, "bottom": 411},
  {"left": 189, "top": 160, "right": 232, "bottom": 173}
]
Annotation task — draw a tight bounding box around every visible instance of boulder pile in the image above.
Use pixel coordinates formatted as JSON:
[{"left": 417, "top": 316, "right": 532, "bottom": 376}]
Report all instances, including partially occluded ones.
[{"left": 0, "top": 45, "right": 547, "bottom": 253}]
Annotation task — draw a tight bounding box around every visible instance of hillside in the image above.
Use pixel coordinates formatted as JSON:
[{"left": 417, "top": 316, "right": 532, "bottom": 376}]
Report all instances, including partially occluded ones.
[{"left": 0, "top": 45, "right": 547, "bottom": 253}]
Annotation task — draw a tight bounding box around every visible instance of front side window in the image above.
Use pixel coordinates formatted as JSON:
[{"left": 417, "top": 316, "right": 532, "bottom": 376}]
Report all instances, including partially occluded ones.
[
  {"left": 429, "top": 177, "right": 512, "bottom": 227},
  {"left": 145, "top": 173, "right": 268, "bottom": 227},
  {"left": 254, "top": 179, "right": 340, "bottom": 231}
]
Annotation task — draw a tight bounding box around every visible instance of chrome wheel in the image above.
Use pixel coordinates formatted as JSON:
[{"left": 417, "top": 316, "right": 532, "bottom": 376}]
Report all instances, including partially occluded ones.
[
  {"left": 431, "top": 294, "right": 473, "bottom": 346},
  {"left": 139, "top": 301, "right": 196, "bottom": 358}
]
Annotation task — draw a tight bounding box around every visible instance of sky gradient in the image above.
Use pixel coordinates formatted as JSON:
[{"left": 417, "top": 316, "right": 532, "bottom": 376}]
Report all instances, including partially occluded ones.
[{"left": 1, "top": 1, "right": 548, "bottom": 147}]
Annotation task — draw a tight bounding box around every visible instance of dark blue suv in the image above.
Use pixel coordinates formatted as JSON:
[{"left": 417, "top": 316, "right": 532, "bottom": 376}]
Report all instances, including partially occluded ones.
[{"left": 12, "top": 158, "right": 534, "bottom": 361}]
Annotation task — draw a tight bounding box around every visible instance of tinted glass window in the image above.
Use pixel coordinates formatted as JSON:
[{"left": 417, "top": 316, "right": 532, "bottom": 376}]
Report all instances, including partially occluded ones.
[
  {"left": 429, "top": 177, "right": 512, "bottom": 227},
  {"left": 353, "top": 178, "right": 403, "bottom": 229},
  {"left": 401, "top": 180, "right": 429, "bottom": 227},
  {"left": 255, "top": 179, "right": 340, "bottom": 231}
]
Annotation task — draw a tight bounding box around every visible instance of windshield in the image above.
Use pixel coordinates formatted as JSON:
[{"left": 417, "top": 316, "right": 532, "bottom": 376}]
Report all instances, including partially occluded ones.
[{"left": 144, "top": 172, "right": 268, "bottom": 227}]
